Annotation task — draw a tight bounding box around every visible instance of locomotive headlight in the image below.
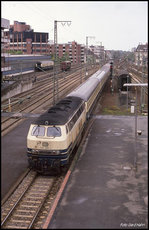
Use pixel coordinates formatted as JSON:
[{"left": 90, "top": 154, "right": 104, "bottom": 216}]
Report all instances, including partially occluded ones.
[
  {"left": 52, "top": 150, "right": 60, "bottom": 155},
  {"left": 32, "top": 149, "right": 39, "bottom": 154}
]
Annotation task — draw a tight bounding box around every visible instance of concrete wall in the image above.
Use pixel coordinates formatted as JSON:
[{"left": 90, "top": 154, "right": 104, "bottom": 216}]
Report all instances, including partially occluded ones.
[{"left": 1, "top": 80, "right": 32, "bottom": 101}]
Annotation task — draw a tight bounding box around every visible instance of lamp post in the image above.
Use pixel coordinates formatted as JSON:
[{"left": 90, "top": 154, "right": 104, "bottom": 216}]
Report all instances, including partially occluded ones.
[
  {"left": 126, "top": 75, "right": 129, "bottom": 110},
  {"left": 141, "top": 56, "right": 146, "bottom": 112},
  {"left": 123, "top": 83, "right": 148, "bottom": 170}
]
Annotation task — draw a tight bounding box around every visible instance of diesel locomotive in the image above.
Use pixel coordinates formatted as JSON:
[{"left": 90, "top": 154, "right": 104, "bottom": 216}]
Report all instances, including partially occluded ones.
[
  {"left": 27, "top": 63, "right": 111, "bottom": 173},
  {"left": 60, "top": 61, "right": 71, "bottom": 71},
  {"left": 35, "top": 60, "right": 54, "bottom": 71}
]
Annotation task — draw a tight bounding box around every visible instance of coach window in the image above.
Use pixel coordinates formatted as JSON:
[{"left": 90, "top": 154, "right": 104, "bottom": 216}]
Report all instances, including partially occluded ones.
[{"left": 32, "top": 126, "right": 45, "bottom": 136}]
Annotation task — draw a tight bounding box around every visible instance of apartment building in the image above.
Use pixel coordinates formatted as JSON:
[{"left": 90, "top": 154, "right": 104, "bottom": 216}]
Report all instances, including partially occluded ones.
[
  {"left": 135, "top": 43, "right": 148, "bottom": 67},
  {"left": 49, "top": 41, "right": 85, "bottom": 64},
  {"left": 5, "top": 21, "right": 49, "bottom": 55},
  {"left": 1, "top": 18, "right": 11, "bottom": 74}
]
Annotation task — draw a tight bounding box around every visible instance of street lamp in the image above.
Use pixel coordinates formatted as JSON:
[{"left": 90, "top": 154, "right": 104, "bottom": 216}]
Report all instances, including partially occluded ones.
[
  {"left": 141, "top": 56, "right": 146, "bottom": 112},
  {"left": 123, "top": 83, "right": 148, "bottom": 170},
  {"left": 126, "top": 75, "right": 129, "bottom": 110}
]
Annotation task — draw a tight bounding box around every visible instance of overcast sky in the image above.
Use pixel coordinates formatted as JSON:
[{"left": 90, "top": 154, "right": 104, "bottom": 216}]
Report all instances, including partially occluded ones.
[{"left": 2, "top": 1, "right": 148, "bottom": 51}]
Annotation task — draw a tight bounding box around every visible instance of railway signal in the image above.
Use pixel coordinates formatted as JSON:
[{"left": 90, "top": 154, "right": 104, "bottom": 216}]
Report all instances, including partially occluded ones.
[
  {"left": 110, "top": 61, "right": 113, "bottom": 77},
  {"left": 110, "top": 61, "right": 114, "bottom": 94}
]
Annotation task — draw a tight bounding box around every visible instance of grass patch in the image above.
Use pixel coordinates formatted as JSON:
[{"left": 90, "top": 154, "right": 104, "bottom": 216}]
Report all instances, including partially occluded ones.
[{"left": 102, "top": 106, "right": 131, "bottom": 115}]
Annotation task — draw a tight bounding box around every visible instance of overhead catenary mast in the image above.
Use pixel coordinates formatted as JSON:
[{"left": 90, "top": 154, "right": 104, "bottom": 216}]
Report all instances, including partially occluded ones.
[{"left": 53, "top": 20, "right": 71, "bottom": 105}]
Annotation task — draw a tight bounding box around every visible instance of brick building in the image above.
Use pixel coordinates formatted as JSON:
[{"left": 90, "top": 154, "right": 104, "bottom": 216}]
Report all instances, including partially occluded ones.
[
  {"left": 5, "top": 21, "right": 49, "bottom": 55},
  {"left": 5, "top": 21, "right": 85, "bottom": 64},
  {"left": 49, "top": 41, "right": 85, "bottom": 64}
]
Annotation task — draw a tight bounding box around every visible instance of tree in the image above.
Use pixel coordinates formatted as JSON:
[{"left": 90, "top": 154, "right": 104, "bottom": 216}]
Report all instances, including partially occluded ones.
[
  {"left": 60, "top": 52, "right": 70, "bottom": 62},
  {"left": 8, "top": 50, "right": 23, "bottom": 55}
]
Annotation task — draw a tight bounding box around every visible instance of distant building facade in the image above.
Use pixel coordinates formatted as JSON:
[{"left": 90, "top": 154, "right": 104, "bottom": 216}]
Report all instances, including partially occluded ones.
[
  {"left": 89, "top": 45, "right": 105, "bottom": 63},
  {"left": 5, "top": 21, "right": 49, "bottom": 55},
  {"left": 49, "top": 41, "right": 85, "bottom": 64},
  {"left": 1, "top": 18, "right": 11, "bottom": 73},
  {"left": 5, "top": 21, "right": 85, "bottom": 64},
  {"left": 135, "top": 43, "right": 148, "bottom": 67}
]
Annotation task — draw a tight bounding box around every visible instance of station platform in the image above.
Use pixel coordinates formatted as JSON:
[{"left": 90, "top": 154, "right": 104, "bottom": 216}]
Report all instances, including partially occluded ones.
[{"left": 47, "top": 115, "right": 148, "bottom": 229}]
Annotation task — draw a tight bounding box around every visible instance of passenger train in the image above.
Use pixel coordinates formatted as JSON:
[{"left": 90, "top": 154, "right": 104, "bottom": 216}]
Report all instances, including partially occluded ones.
[{"left": 27, "top": 63, "right": 111, "bottom": 173}]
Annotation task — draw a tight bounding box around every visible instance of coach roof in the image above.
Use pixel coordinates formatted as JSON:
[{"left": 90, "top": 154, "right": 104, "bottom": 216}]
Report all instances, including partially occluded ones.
[
  {"left": 67, "top": 77, "right": 99, "bottom": 102},
  {"left": 34, "top": 96, "right": 84, "bottom": 125}
]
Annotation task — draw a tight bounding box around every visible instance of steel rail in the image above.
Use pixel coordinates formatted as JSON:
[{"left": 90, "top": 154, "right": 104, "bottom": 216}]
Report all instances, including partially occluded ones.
[
  {"left": 2, "top": 67, "right": 99, "bottom": 136},
  {"left": 1, "top": 171, "right": 37, "bottom": 228}
]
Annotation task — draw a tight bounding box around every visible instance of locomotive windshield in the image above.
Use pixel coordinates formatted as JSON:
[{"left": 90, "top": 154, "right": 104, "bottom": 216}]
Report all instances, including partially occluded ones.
[
  {"left": 31, "top": 126, "right": 61, "bottom": 137},
  {"left": 32, "top": 126, "right": 45, "bottom": 136},
  {"left": 47, "top": 127, "right": 61, "bottom": 137}
]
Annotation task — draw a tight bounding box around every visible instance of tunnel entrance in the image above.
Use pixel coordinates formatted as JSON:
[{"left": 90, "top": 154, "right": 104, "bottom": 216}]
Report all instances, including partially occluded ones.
[{"left": 117, "top": 73, "right": 131, "bottom": 91}]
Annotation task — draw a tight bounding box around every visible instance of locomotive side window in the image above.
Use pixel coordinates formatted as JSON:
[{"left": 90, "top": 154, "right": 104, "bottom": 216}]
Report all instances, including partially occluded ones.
[
  {"left": 66, "top": 125, "right": 69, "bottom": 134},
  {"left": 68, "top": 103, "right": 85, "bottom": 131},
  {"left": 32, "top": 126, "right": 45, "bottom": 136},
  {"left": 47, "top": 127, "right": 61, "bottom": 137}
]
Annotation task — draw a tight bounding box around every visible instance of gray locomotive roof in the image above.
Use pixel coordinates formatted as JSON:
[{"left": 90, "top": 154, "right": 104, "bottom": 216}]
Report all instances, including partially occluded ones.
[
  {"left": 67, "top": 64, "right": 110, "bottom": 102},
  {"left": 33, "top": 96, "right": 84, "bottom": 126},
  {"left": 67, "top": 77, "right": 99, "bottom": 102}
]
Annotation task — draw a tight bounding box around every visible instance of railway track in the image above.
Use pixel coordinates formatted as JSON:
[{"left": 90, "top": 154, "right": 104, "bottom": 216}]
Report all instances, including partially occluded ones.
[
  {"left": 1, "top": 66, "right": 99, "bottom": 136},
  {"left": 2, "top": 64, "right": 84, "bottom": 108},
  {"left": 3, "top": 63, "right": 85, "bottom": 82},
  {"left": 2, "top": 64, "right": 94, "bottom": 112},
  {"left": 1, "top": 170, "right": 64, "bottom": 229}
]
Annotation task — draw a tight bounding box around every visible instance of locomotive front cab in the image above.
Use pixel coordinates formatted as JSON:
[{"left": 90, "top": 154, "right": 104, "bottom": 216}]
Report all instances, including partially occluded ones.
[
  {"left": 27, "top": 96, "right": 85, "bottom": 173},
  {"left": 35, "top": 62, "right": 41, "bottom": 71},
  {"left": 27, "top": 124, "right": 71, "bottom": 170}
]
